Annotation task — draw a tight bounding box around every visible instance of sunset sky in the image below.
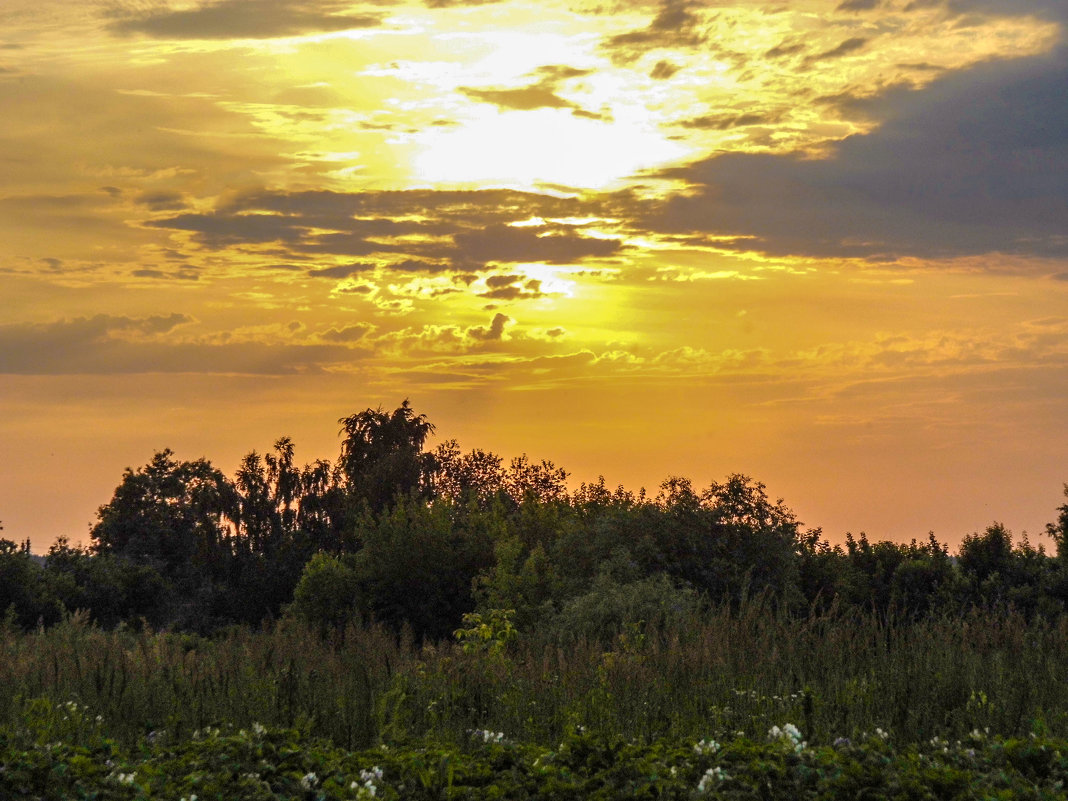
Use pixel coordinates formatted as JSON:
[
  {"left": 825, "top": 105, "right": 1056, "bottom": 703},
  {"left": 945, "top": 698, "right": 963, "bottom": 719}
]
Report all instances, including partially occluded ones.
[{"left": 1, "top": 0, "right": 1066, "bottom": 553}]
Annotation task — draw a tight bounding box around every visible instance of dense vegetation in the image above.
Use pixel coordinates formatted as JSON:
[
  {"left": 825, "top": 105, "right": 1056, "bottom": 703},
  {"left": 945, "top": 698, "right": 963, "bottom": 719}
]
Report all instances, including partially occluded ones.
[
  {"left": 3, "top": 401, "right": 1068, "bottom": 797},
  {"left": 3, "top": 400, "right": 1067, "bottom": 638}
]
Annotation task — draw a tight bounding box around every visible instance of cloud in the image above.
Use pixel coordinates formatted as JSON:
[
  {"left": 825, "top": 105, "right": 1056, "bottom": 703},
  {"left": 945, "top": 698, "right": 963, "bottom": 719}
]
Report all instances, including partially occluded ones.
[
  {"left": 649, "top": 60, "right": 681, "bottom": 80},
  {"left": 149, "top": 188, "right": 625, "bottom": 267},
  {"left": 320, "top": 322, "right": 374, "bottom": 342},
  {"left": 805, "top": 37, "right": 870, "bottom": 64},
  {"left": 454, "top": 224, "right": 621, "bottom": 264},
  {"left": 906, "top": 0, "right": 1068, "bottom": 24},
  {"left": 130, "top": 267, "right": 200, "bottom": 280},
  {"left": 677, "top": 112, "right": 780, "bottom": 130},
  {"left": 603, "top": 0, "right": 706, "bottom": 63},
  {"left": 461, "top": 85, "right": 576, "bottom": 112},
  {"left": 135, "top": 191, "right": 186, "bottom": 211},
  {"left": 308, "top": 263, "right": 375, "bottom": 279},
  {"left": 0, "top": 314, "right": 363, "bottom": 375},
  {"left": 648, "top": 47, "right": 1068, "bottom": 260},
  {"left": 459, "top": 64, "right": 603, "bottom": 119},
  {"left": 467, "top": 313, "right": 512, "bottom": 342},
  {"left": 478, "top": 274, "right": 547, "bottom": 301},
  {"left": 837, "top": 0, "right": 881, "bottom": 10},
  {"left": 107, "top": 0, "right": 383, "bottom": 40}
]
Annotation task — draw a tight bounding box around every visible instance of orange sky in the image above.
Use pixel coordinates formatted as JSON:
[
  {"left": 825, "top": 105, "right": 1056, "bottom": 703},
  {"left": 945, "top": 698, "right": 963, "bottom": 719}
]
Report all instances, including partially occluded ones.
[{"left": 1, "top": 0, "right": 1066, "bottom": 553}]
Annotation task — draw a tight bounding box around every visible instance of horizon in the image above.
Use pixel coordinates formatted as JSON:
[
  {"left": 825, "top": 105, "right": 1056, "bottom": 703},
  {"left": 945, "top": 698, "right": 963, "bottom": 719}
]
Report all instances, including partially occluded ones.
[{"left": 1, "top": 0, "right": 1066, "bottom": 554}]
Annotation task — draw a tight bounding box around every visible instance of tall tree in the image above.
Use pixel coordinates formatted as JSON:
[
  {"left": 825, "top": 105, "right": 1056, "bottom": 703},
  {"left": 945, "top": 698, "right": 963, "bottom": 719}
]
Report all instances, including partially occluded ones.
[
  {"left": 91, "top": 449, "right": 238, "bottom": 577},
  {"left": 337, "top": 400, "right": 437, "bottom": 512}
]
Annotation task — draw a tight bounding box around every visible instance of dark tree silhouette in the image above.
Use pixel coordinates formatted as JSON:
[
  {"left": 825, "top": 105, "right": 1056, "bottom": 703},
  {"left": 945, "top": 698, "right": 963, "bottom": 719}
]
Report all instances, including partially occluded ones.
[
  {"left": 91, "top": 449, "right": 238, "bottom": 575},
  {"left": 337, "top": 399, "right": 437, "bottom": 512}
]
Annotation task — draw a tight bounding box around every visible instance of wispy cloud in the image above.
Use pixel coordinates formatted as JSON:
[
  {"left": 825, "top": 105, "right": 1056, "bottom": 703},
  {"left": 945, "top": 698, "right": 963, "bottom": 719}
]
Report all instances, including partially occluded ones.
[{"left": 106, "top": 0, "right": 383, "bottom": 40}]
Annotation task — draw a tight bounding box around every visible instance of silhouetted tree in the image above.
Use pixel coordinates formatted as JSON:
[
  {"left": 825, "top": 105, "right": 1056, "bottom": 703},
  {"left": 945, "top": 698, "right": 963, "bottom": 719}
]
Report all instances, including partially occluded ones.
[
  {"left": 0, "top": 537, "right": 62, "bottom": 628},
  {"left": 433, "top": 440, "right": 506, "bottom": 506},
  {"left": 337, "top": 400, "right": 437, "bottom": 512},
  {"left": 91, "top": 449, "right": 238, "bottom": 581}
]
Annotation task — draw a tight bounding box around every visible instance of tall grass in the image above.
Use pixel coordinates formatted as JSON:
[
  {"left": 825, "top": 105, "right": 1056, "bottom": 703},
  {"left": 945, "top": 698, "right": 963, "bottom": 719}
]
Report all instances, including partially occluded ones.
[{"left": 2, "top": 602, "right": 1067, "bottom": 749}]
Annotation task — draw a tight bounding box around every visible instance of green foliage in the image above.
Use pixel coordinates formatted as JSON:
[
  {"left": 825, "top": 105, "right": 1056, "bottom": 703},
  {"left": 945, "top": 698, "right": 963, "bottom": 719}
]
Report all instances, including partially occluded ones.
[
  {"left": 0, "top": 537, "right": 64, "bottom": 629},
  {"left": 6, "top": 719, "right": 1068, "bottom": 801},
  {"left": 348, "top": 496, "right": 495, "bottom": 641},
  {"left": 455, "top": 608, "right": 517, "bottom": 656},
  {"left": 14, "top": 399, "right": 1068, "bottom": 653},
  {"left": 552, "top": 568, "right": 699, "bottom": 643},
  {"left": 289, "top": 552, "right": 360, "bottom": 633}
]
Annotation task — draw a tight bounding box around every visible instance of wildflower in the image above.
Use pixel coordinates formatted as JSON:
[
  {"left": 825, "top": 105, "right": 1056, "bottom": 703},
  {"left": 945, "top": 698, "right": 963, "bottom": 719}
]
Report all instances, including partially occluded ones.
[
  {"left": 833, "top": 737, "right": 851, "bottom": 749},
  {"left": 471, "top": 729, "right": 506, "bottom": 743},
  {"left": 361, "top": 767, "right": 384, "bottom": 783},
  {"left": 694, "top": 738, "right": 719, "bottom": 755},
  {"left": 697, "top": 766, "right": 728, "bottom": 793},
  {"left": 352, "top": 766, "right": 384, "bottom": 798},
  {"left": 875, "top": 727, "right": 889, "bottom": 740},
  {"left": 114, "top": 772, "right": 136, "bottom": 785},
  {"left": 769, "top": 723, "right": 806, "bottom": 752},
  {"left": 300, "top": 772, "right": 318, "bottom": 790}
]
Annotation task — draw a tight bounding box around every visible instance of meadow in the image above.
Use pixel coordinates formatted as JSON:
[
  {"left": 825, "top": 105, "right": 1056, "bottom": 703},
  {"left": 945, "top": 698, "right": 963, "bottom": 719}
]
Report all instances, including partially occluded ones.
[
  {"left": 4, "top": 405, "right": 1068, "bottom": 796},
  {"left": 4, "top": 602, "right": 1068, "bottom": 798}
]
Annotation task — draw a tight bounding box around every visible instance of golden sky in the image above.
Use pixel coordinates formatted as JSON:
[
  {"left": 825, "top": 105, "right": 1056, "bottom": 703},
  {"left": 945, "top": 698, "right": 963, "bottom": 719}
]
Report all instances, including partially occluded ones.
[{"left": 1, "top": 0, "right": 1066, "bottom": 552}]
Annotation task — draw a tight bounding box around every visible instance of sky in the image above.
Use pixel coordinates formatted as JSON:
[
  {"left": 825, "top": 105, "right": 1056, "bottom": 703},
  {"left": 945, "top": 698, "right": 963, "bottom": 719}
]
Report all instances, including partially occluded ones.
[{"left": 1, "top": 0, "right": 1066, "bottom": 554}]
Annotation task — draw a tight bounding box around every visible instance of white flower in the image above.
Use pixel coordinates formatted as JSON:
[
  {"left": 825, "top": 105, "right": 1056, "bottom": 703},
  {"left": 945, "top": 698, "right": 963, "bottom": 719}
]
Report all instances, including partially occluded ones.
[
  {"left": 694, "top": 738, "right": 719, "bottom": 755},
  {"left": 875, "top": 727, "right": 889, "bottom": 740},
  {"left": 252, "top": 722, "right": 266, "bottom": 736},
  {"left": 697, "top": 766, "right": 728, "bottom": 793},
  {"left": 361, "top": 767, "right": 384, "bottom": 783},
  {"left": 769, "top": 723, "right": 806, "bottom": 752},
  {"left": 471, "top": 729, "right": 506, "bottom": 743},
  {"left": 300, "top": 772, "right": 318, "bottom": 790}
]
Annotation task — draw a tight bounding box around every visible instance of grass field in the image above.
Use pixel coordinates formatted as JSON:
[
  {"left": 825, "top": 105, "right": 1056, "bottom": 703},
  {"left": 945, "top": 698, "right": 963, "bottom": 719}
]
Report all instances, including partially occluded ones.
[{"left": 2, "top": 601, "right": 1066, "bottom": 751}]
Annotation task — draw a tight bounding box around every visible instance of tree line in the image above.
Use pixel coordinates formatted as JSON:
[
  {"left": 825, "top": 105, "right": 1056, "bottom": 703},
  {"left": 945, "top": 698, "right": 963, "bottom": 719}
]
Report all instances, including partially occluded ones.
[{"left": 2, "top": 400, "right": 1067, "bottom": 639}]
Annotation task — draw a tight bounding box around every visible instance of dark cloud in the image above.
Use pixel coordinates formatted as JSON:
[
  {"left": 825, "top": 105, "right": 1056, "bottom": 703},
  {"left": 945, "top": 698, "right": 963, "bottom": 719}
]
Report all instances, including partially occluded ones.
[
  {"left": 806, "top": 37, "right": 870, "bottom": 64},
  {"left": 532, "top": 65, "right": 592, "bottom": 81},
  {"left": 766, "top": 41, "right": 805, "bottom": 59},
  {"left": 131, "top": 267, "right": 200, "bottom": 280},
  {"left": 837, "top": 0, "right": 881, "bottom": 10},
  {"left": 678, "top": 111, "right": 779, "bottom": 130},
  {"left": 477, "top": 274, "right": 547, "bottom": 301},
  {"left": 460, "top": 64, "right": 603, "bottom": 119},
  {"left": 107, "top": 0, "right": 383, "bottom": 40},
  {"left": 648, "top": 48, "right": 1068, "bottom": 260},
  {"left": 650, "top": 60, "right": 681, "bottom": 80},
  {"left": 454, "top": 224, "right": 621, "bottom": 264},
  {"left": 147, "top": 212, "right": 308, "bottom": 245},
  {"left": 150, "top": 188, "right": 625, "bottom": 268},
  {"left": 0, "top": 314, "right": 360, "bottom": 375},
  {"left": 136, "top": 190, "right": 186, "bottom": 211},
  {"left": 485, "top": 274, "right": 522, "bottom": 289},
  {"left": 467, "top": 313, "right": 512, "bottom": 341},
  {"left": 604, "top": 0, "right": 705, "bottom": 62},
  {"left": 308, "top": 263, "right": 375, "bottom": 279},
  {"left": 906, "top": 0, "right": 1068, "bottom": 23},
  {"left": 461, "top": 85, "right": 576, "bottom": 112}
]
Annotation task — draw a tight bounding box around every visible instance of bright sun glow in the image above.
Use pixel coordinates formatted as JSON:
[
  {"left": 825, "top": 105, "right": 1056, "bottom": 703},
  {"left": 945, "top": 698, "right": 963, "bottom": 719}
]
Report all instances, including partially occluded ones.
[{"left": 411, "top": 107, "right": 690, "bottom": 190}]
